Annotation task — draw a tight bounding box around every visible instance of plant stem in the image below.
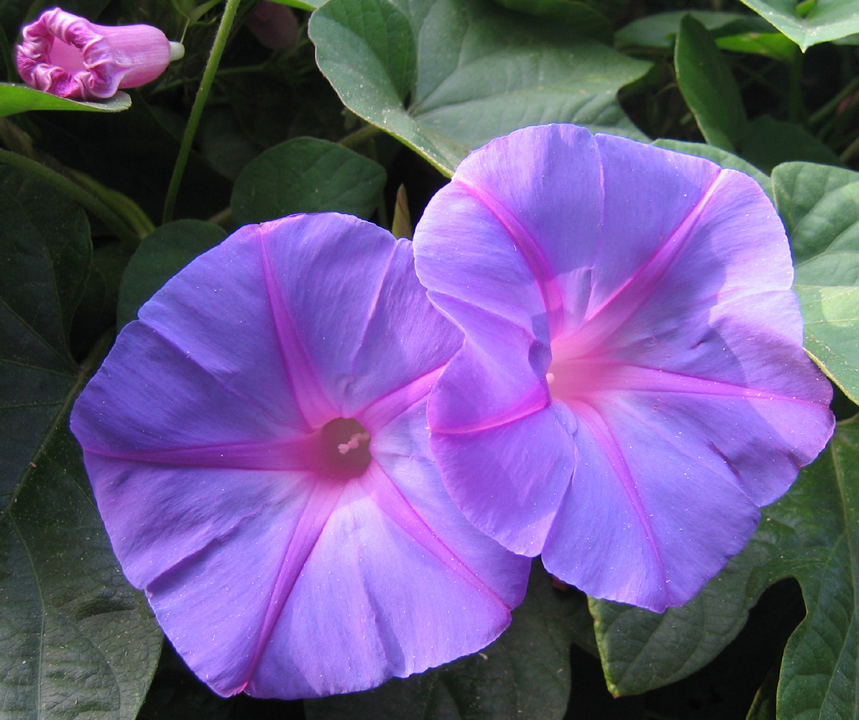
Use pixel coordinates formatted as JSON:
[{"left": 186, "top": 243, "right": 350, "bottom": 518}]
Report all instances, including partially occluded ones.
[
  {"left": 0, "top": 24, "right": 15, "bottom": 82},
  {"left": 162, "top": 0, "right": 242, "bottom": 224},
  {"left": 0, "top": 147, "right": 140, "bottom": 248},
  {"left": 339, "top": 123, "right": 383, "bottom": 150},
  {"left": 788, "top": 45, "right": 804, "bottom": 124},
  {"left": 808, "top": 75, "right": 859, "bottom": 128},
  {"left": 839, "top": 131, "right": 859, "bottom": 163}
]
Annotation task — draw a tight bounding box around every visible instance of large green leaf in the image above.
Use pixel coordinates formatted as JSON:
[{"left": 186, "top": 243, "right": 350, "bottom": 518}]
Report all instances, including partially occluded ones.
[
  {"left": 231, "top": 137, "right": 387, "bottom": 227},
  {"left": 589, "top": 526, "right": 780, "bottom": 696},
  {"left": 619, "top": 10, "right": 767, "bottom": 48},
  {"left": 309, "top": 0, "right": 650, "bottom": 175},
  {"left": 774, "top": 420, "right": 858, "bottom": 720},
  {"left": 675, "top": 14, "right": 746, "bottom": 152},
  {"left": 738, "top": 0, "right": 859, "bottom": 51},
  {"left": 116, "top": 220, "right": 227, "bottom": 329},
  {"left": 0, "top": 83, "right": 131, "bottom": 118},
  {"left": 673, "top": 17, "right": 840, "bottom": 173},
  {"left": 305, "top": 561, "right": 595, "bottom": 720},
  {"left": 741, "top": 115, "right": 845, "bottom": 174},
  {"left": 772, "top": 161, "right": 859, "bottom": 402},
  {"left": 492, "top": 0, "right": 613, "bottom": 44},
  {"left": 0, "top": 166, "right": 161, "bottom": 718},
  {"left": 592, "top": 417, "right": 854, "bottom": 720},
  {"left": 618, "top": 9, "right": 796, "bottom": 61}
]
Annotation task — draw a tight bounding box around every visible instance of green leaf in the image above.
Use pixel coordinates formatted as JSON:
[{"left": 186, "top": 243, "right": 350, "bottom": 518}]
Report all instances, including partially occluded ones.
[
  {"left": 745, "top": 660, "right": 780, "bottom": 720},
  {"left": 589, "top": 530, "right": 779, "bottom": 696},
  {"left": 738, "top": 0, "right": 859, "bottom": 51},
  {"left": 772, "top": 161, "right": 859, "bottom": 402},
  {"left": 0, "top": 166, "right": 161, "bottom": 719},
  {"left": 310, "top": 0, "right": 650, "bottom": 175},
  {"left": 231, "top": 137, "right": 387, "bottom": 227},
  {"left": 618, "top": 10, "right": 764, "bottom": 49},
  {"left": 715, "top": 30, "right": 797, "bottom": 61},
  {"left": 305, "top": 561, "right": 595, "bottom": 720},
  {"left": 617, "top": 10, "right": 796, "bottom": 60},
  {"left": 117, "top": 220, "right": 227, "bottom": 329},
  {"left": 592, "top": 416, "right": 854, "bottom": 719},
  {"left": 492, "top": 0, "right": 613, "bottom": 44},
  {"left": 774, "top": 420, "right": 858, "bottom": 720},
  {"left": 741, "top": 115, "right": 845, "bottom": 174},
  {"left": 675, "top": 14, "right": 746, "bottom": 152},
  {"left": 0, "top": 83, "right": 131, "bottom": 118}
]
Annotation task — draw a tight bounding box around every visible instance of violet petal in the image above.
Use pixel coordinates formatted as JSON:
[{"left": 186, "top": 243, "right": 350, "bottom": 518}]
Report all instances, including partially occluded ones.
[
  {"left": 413, "top": 124, "right": 835, "bottom": 610},
  {"left": 71, "top": 213, "right": 528, "bottom": 698}
]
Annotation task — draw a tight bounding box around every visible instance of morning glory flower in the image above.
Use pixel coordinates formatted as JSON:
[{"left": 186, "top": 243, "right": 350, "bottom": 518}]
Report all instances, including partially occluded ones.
[
  {"left": 16, "top": 8, "right": 184, "bottom": 100},
  {"left": 70, "top": 214, "right": 529, "bottom": 699},
  {"left": 412, "top": 124, "right": 835, "bottom": 613}
]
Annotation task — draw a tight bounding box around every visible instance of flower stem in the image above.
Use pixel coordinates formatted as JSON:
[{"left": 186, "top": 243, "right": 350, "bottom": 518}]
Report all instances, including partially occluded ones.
[
  {"left": 339, "top": 124, "right": 383, "bottom": 150},
  {"left": 787, "top": 45, "right": 804, "bottom": 124},
  {"left": 808, "top": 75, "right": 859, "bottom": 129},
  {"left": 162, "top": 0, "right": 241, "bottom": 224},
  {"left": 0, "top": 147, "right": 140, "bottom": 248},
  {"left": 0, "top": 24, "right": 15, "bottom": 82},
  {"left": 839, "top": 131, "right": 859, "bottom": 163}
]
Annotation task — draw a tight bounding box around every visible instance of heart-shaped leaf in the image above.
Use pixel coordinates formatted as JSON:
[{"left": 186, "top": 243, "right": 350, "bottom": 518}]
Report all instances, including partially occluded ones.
[
  {"left": 0, "top": 166, "right": 161, "bottom": 719},
  {"left": 310, "top": 0, "right": 650, "bottom": 175},
  {"left": 231, "top": 137, "right": 386, "bottom": 227},
  {"left": 492, "top": 0, "right": 612, "bottom": 44},
  {"left": 738, "top": 0, "right": 859, "bottom": 51},
  {"left": 772, "top": 161, "right": 859, "bottom": 402}
]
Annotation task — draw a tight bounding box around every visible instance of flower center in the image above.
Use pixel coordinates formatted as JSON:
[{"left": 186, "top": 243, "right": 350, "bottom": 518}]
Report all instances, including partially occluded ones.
[
  {"left": 48, "top": 39, "right": 88, "bottom": 72},
  {"left": 545, "top": 344, "right": 608, "bottom": 407},
  {"left": 320, "top": 417, "right": 372, "bottom": 480}
]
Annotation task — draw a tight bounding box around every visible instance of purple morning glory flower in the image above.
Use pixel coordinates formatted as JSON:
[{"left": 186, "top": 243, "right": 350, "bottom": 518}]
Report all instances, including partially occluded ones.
[
  {"left": 412, "top": 124, "right": 835, "bottom": 612},
  {"left": 70, "top": 214, "right": 530, "bottom": 699},
  {"left": 16, "top": 8, "right": 184, "bottom": 100}
]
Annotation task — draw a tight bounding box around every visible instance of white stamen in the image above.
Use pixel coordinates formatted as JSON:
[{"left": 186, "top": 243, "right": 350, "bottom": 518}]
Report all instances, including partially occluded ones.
[
  {"left": 337, "top": 432, "right": 370, "bottom": 455},
  {"left": 546, "top": 372, "right": 555, "bottom": 385}
]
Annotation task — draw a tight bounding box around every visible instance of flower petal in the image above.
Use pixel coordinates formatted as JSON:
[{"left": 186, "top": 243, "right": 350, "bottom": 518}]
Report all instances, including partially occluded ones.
[
  {"left": 250, "top": 457, "right": 528, "bottom": 697},
  {"left": 542, "top": 388, "right": 826, "bottom": 611},
  {"left": 72, "top": 226, "right": 313, "bottom": 457},
  {"left": 414, "top": 187, "right": 551, "bottom": 433},
  {"left": 413, "top": 124, "right": 834, "bottom": 608},
  {"left": 94, "top": 402, "right": 529, "bottom": 700},
  {"left": 71, "top": 212, "right": 527, "bottom": 699},
  {"left": 259, "top": 215, "right": 462, "bottom": 418},
  {"left": 429, "top": 403, "right": 576, "bottom": 555}
]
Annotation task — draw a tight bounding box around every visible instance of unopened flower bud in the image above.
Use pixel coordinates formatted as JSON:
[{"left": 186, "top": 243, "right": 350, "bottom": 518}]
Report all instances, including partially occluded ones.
[{"left": 16, "top": 8, "right": 184, "bottom": 100}]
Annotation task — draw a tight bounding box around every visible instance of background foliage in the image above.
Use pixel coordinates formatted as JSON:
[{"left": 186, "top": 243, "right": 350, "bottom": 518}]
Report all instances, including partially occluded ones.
[{"left": 1, "top": 0, "right": 858, "bottom": 718}]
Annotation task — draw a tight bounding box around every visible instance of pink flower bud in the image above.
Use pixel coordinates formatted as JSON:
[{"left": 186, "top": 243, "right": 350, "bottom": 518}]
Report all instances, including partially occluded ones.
[{"left": 16, "top": 8, "right": 184, "bottom": 100}]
